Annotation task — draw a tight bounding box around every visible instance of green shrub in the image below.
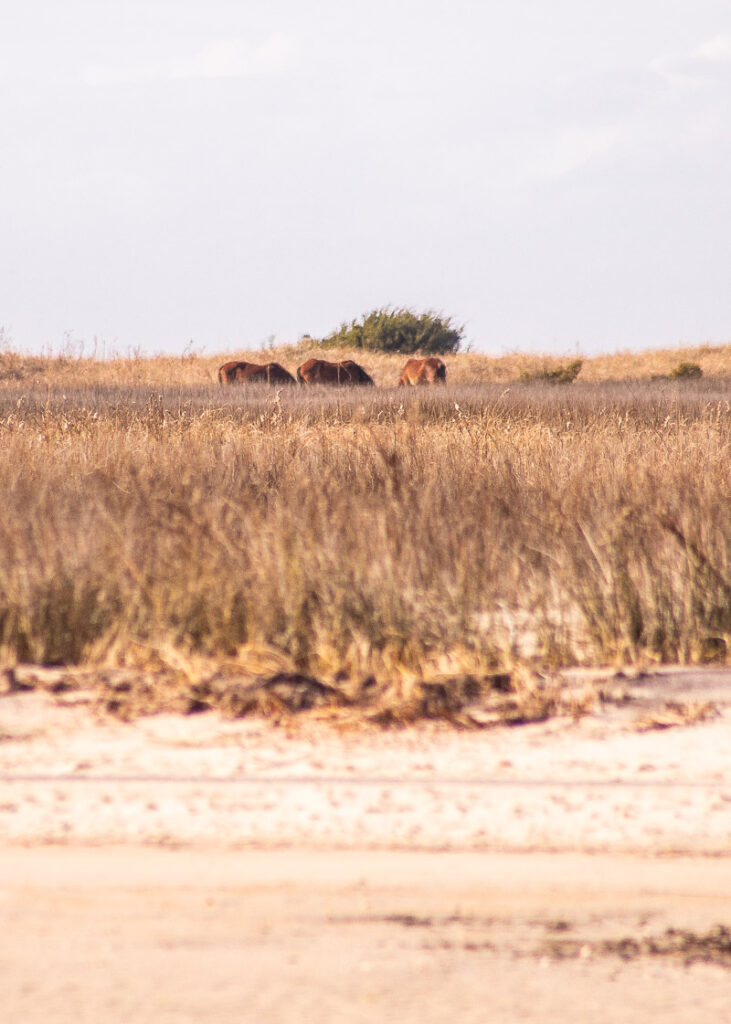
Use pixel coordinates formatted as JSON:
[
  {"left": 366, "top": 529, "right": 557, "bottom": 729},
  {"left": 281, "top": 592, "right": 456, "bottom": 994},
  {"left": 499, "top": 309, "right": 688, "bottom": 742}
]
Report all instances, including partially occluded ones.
[
  {"left": 671, "top": 361, "right": 703, "bottom": 380},
  {"left": 321, "top": 307, "right": 463, "bottom": 354},
  {"left": 520, "top": 359, "right": 583, "bottom": 384}
]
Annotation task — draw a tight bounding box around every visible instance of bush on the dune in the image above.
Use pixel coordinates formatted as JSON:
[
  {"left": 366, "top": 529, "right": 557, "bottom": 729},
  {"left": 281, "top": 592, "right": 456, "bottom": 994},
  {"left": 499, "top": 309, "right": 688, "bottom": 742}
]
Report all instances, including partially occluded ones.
[{"left": 321, "top": 307, "right": 464, "bottom": 355}]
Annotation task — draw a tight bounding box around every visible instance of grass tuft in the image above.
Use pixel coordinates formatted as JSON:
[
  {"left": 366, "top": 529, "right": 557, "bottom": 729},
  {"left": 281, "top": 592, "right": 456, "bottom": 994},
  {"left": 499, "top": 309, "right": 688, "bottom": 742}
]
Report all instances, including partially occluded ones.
[
  {"left": 519, "top": 359, "right": 583, "bottom": 384},
  {"left": 671, "top": 361, "right": 703, "bottom": 380}
]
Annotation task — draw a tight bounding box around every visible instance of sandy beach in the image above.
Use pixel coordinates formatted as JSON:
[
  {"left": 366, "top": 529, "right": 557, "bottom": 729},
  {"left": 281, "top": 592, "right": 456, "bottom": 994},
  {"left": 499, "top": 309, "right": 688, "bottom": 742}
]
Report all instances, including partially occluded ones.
[{"left": 1, "top": 666, "right": 730, "bottom": 1022}]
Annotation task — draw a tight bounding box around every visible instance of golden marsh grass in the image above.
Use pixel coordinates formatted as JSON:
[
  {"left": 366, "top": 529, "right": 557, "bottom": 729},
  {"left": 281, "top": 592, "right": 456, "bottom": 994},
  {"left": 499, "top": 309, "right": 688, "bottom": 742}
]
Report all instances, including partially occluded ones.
[{"left": 0, "top": 343, "right": 728, "bottom": 722}]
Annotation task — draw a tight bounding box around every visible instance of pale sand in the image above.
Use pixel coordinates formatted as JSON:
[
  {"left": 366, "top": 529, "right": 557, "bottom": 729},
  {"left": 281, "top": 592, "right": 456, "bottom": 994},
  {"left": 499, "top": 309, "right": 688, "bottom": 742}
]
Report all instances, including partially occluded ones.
[{"left": 1, "top": 666, "right": 730, "bottom": 1022}]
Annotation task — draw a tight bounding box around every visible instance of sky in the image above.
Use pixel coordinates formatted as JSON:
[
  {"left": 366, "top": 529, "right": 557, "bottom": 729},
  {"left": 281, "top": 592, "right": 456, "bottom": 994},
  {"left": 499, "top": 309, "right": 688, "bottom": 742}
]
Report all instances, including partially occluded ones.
[{"left": 1, "top": 1, "right": 729, "bottom": 356}]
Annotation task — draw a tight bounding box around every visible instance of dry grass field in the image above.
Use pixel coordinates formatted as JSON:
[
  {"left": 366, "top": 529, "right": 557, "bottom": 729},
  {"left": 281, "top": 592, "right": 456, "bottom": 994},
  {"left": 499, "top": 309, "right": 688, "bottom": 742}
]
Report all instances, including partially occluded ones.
[
  {"left": 0, "top": 341, "right": 728, "bottom": 723},
  {"left": 1, "top": 337, "right": 730, "bottom": 388}
]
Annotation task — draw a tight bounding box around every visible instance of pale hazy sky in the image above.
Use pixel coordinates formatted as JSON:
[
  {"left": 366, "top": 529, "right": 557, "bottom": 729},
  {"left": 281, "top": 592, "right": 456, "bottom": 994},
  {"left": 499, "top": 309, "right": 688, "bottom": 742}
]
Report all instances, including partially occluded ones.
[{"left": 1, "top": 1, "right": 729, "bottom": 355}]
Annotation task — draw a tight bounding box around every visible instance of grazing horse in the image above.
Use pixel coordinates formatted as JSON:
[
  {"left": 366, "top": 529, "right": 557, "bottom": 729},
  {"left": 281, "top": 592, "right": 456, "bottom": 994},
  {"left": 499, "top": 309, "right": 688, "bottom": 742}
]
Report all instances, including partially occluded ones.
[
  {"left": 397, "top": 356, "right": 447, "bottom": 386},
  {"left": 218, "top": 361, "right": 296, "bottom": 385},
  {"left": 296, "top": 358, "right": 374, "bottom": 386}
]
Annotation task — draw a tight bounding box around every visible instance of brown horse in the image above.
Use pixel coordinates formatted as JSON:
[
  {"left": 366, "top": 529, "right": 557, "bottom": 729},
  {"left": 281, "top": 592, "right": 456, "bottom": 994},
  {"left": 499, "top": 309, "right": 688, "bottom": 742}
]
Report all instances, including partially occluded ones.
[
  {"left": 397, "top": 357, "right": 447, "bottom": 386},
  {"left": 218, "top": 361, "right": 296, "bottom": 385},
  {"left": 296, "top": 358, "right": 374, "bottom": 386}
]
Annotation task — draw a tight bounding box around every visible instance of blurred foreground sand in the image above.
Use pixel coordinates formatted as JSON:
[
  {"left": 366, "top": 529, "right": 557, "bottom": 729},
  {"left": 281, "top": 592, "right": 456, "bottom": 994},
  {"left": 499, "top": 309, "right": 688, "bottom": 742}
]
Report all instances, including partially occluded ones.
[{"left": 1, "top": 667, "right": 730, "bottom": 1023}]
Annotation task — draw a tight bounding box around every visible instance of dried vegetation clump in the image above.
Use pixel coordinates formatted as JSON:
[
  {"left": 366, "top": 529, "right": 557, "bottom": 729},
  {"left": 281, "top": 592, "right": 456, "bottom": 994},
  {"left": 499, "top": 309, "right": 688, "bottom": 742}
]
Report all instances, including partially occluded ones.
[
  {"left": 633, "top": 699, "right": 720, "bottom": 732},
  {"left": 547, "top": 925, "right": 731, "bottom": 968},
  {"left": 1, "top": 660, "right": 567, "bottom": 728},
  {"left": 0, "top": 343, "right": 728, "bottom": 723}
]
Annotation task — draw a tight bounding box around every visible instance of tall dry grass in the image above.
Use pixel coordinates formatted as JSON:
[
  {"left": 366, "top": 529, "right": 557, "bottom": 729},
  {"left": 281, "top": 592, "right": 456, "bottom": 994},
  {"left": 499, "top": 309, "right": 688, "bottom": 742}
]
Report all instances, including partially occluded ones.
[{"left": 0, "top": 366, "right": 728, "bottom": 685}]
